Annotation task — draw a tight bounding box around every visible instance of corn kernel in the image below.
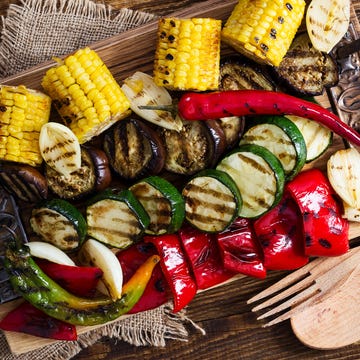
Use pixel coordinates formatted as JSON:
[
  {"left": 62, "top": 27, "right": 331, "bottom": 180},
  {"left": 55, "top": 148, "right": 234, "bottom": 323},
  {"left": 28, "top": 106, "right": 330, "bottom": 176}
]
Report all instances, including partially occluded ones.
[{"left": 221, "top": 0, "right": 305, "bottom": 66}]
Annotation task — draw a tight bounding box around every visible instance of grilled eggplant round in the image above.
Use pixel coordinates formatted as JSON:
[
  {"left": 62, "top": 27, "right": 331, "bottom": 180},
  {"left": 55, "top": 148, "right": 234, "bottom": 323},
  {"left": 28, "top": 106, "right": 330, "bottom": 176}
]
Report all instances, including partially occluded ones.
[
  {"left": 0, "top": 161, "right": 48, "bottom": 203},
  {"left": 220, "top": 55, "right": 276, "bottom": 92},
  {"left": 159, "top": 119, "right": 226, "bottom": 176},
  {"left": 273, "top": 33, "right": 339, "bottom": 96},
  {"left": 103, "top": 118, "right": 166, "bottom": 181},
  {"left": 45, "top": 146, "right": 111, "bottom": 200}
]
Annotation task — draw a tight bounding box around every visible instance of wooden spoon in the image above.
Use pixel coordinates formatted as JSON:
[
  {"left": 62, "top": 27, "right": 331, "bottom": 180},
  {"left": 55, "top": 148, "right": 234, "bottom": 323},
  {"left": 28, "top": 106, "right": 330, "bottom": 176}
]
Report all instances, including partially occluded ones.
[{"left": 290, "top": 263, "right": 360, "bottom": 350}]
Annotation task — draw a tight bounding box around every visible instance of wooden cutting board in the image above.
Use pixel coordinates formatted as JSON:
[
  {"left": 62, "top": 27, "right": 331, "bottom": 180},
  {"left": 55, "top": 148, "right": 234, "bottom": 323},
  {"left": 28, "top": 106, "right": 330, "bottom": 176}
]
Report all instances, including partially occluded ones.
[{"left": 1, "top": 0, "right": 360, "bottom": 355}]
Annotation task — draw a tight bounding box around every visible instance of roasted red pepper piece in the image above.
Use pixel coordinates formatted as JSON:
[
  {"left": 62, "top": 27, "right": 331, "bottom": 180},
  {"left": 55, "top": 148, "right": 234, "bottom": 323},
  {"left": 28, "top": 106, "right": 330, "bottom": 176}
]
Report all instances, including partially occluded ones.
[
  {"left": 178, "top": 224, "right": 235, "bottom": 290},
  {"left": 177, "top": 90, "right": 360, "bottom": 147},
  {"left": 216, "top": 218, "right": 266, "bottom": 278},
  {"left": 286, "top": 168, "right": 349, "bottom": 257},
  {"left": 253, "top": 191, "right": 309, "bottom": 270},
  {"left": 116, "top": 241, "right": 169, "bottom": 314},
  {"left": 0, "top": 301, "right": 77, "bottom": 340},
  {"left": 35, "top": 259, "right": 103, "bottom": 297},
  {"left": 144, "top": 233, "right": 197, "bottom": 312}
]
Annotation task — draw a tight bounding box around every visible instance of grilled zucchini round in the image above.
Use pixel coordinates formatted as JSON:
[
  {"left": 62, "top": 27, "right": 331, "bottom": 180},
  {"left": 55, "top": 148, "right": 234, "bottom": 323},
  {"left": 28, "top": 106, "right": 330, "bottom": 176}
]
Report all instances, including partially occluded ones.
[
  {"left": 182, "top": 169, "right": 242, "bottom": 233},
  {"left": 240, "top": 116, "right": 307, "bottom": 180},
  {"left": 130, "top": 176, "right": 185, "bottom": 235},
  {"left": 216, "top": 144, "right": 285, "bottom": 218},
  {"left": 30, "top": 198, "right": 87, "bottom": 252}
]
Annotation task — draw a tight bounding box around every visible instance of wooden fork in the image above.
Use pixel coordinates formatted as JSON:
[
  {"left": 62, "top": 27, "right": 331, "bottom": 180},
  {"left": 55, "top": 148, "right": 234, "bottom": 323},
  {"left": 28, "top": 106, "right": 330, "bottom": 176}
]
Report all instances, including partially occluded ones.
[{"left": 247, "top": 246, "right": 360, "bottom": 327}]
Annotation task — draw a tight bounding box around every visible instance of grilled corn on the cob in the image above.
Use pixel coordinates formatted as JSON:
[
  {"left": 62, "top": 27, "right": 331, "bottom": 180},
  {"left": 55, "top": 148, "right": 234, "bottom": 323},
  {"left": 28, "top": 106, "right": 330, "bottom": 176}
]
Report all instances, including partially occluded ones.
[
  {"left": 41, "top": 47, "right": 131, "bottom": 144},
  {"left": 221, "top": 0, "right": 306, "bottom": 67},
  {"left": 0, "top": 85, "right": 51, "bottom": 167},
  {"left": 153, "top": 17, "right": 222, "bottom": 91}
]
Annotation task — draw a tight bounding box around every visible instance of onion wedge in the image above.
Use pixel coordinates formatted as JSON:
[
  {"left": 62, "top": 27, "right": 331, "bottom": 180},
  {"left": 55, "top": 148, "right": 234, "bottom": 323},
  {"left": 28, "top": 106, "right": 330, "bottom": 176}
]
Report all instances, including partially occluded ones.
[
  {"left": 306, "top": 0, "right": 350, "bottom": 53},
  {"left": 39, "top": 122, "right": 81, "bottom": 177},
  {"left": 78, "top": 238, "right": 123, "bottom": 301},
  {"left": 121, "top": 71, "right": 182, "bottom": 131},
  {"left": 327, "top": 148, "right": 360, "bottom": 210},
  {"left": 26, "top": 241, "right": 75, "bottom": 266}
]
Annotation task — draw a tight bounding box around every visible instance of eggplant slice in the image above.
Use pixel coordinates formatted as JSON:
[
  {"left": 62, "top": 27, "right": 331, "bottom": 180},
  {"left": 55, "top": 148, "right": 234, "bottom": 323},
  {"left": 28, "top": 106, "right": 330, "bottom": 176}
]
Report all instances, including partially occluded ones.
[
  {"left": 0, "top": 161, "right": 48, "bottom": 203},
  {"left": 45, "top": 146, "right": 110, "bottom": 200},
  {"left": 103, "top": 118, "right": 166, "bottom": 181},
  {"left": 159, "top": 119, "right": 226, "bottom": 176},
  {"left": 219, "top": 55, "right": 276, "bottom": 92},
  {"left": 273, "top": 33, "right": 339, "bottom": 96}
]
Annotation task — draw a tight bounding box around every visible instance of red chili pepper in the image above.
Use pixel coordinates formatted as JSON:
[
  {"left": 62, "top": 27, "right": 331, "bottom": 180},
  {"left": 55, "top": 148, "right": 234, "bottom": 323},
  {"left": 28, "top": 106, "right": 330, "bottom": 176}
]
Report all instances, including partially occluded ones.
[
  {"left": 253, "top": 191, "right": 309, "bottom": 270},
  {"left": 178, "top": 225, "right": 235, "bottom": 290},
  {"left": 0, "top": 301, "right": 77, "bottom": 340},
  {"left": 286, "top": 168, "right": 349, "bottom": 257},
  {"left": 144, "top": 233, "right": 197, "bottom": 312},
  {"left": 116, "top": 241, "right": 169, "bottom": 314},
  {"left": 35, "top": 259, "right": 103, "bottom": 297},
  {"left": 177, "top": 90, "right": 360, "bottom": 147},
  {"left": 216, "top": 218, "right": 266, "bottom": 278}
]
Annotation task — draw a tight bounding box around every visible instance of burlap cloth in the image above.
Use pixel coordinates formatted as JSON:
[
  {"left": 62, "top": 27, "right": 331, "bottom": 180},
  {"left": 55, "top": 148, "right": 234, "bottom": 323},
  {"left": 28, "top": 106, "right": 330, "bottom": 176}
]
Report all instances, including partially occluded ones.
[{"left": 0, "top": 0, "right": 205, "bottom": 359}]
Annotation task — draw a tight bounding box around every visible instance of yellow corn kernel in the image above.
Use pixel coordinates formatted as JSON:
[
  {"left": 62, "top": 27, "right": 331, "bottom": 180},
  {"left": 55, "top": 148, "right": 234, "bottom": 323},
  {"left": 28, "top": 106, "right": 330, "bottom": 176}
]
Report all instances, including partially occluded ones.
[
  {"left": 0, "top": 85, "right": 51, "bottom": 166},
  {"left": 221, "top": 0, "right": 305, "bottom": 66},
  {"left": 42, "top": 47, "right": 131, "bottom": 144},
  {"left": 153, "top": 17, "right": 222, "bottom": 91}
]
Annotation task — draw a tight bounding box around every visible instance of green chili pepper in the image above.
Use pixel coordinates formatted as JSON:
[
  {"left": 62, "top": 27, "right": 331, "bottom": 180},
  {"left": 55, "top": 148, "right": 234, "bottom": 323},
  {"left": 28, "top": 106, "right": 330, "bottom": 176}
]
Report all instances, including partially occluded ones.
[{"left": 4, "top": 242, "right": 160, "bottom": 326}]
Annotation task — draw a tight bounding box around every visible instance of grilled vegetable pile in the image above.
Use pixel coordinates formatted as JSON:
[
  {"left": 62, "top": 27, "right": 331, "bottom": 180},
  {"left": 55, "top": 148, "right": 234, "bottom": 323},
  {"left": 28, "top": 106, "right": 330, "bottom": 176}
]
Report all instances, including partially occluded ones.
[{"left": 0, "top": 0, "right": 357, "bottom": 342}]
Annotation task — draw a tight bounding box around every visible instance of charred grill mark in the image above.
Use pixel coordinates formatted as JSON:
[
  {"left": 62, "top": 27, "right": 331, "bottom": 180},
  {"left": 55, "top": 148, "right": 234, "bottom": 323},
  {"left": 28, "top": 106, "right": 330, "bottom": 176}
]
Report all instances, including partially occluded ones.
[
  {"left": 183, "top": 183, "right": 235, "bottom": 203},
  {"left": 238, "top": 153, "right": 272, "bottom": 175}
]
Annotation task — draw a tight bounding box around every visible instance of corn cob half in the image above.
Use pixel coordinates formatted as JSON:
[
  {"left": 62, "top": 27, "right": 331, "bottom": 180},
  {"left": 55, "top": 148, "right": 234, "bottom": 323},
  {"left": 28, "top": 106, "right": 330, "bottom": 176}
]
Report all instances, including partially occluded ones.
[
  {"left": 153, "top": 17, "right": 222, "bottom": 91},
  {"left": 221, "top": 0, "right": 306, "bottom": 67},
  {"left": 0, "top": 85, "right": 51, "bottom": 167},
  {"left": 41, "top": 47, "right": 131, "bottom": 144}
]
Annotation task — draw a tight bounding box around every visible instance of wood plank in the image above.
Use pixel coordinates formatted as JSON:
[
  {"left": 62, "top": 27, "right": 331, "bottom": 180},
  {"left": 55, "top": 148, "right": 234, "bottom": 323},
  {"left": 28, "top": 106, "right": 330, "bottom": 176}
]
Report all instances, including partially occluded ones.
[{"left": 0, "top": 0, "right": 359, "bottom": 355}]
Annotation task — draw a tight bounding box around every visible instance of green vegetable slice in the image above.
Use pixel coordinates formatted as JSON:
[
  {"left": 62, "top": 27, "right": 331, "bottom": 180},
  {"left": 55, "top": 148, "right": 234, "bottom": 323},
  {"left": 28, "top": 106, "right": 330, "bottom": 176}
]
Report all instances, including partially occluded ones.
[
  {"left": 217, "top": 144, "right": 285, "bottom": 218},
  {"left": 240, "top": 116, "right": 307, "bottom": 180},
  {"left": 30, "top": 198, "right": 87, "bottom": 252},
  {"left": 130, "top": 176, "right": 185, "bottom": 235},
  {"left": 86, "top": 189, "right": 150, "bottom": 248},
  {"left": 182, "top": 169, "right": 242, "bottom": 232},
  {"left": 285, "top": 114, "right": 332, "bottom": 163}
]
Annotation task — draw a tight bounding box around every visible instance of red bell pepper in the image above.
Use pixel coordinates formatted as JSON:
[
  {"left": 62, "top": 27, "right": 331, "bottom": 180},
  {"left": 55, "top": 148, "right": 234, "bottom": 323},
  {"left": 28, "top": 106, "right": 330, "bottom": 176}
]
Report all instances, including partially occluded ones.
[
  {"left": 178, "top": 224, "right": 235, "bottom": 290},
  {"left": 253, "top": 191, "right": 309, "bottom": 270},
  {"left": 35, "top": 259, "right": 103, "bottom": 297},
  {"left": 286, "top": 168, "right": 349, "bottom": 257},
  {"left": 144, "top": 233, "right": 197, "bottom": 312},
  {"left": 0, "top": 301, "right": 77, "bottom": 340},
  {"left": 177, "top": 90, "right": 360, "bottom": 147},
  {"left": 216, "top": 218, "right": 266, "bottom": 278},
  {"left": 116, "top": 241, "right": 169, "bottom": 314}
]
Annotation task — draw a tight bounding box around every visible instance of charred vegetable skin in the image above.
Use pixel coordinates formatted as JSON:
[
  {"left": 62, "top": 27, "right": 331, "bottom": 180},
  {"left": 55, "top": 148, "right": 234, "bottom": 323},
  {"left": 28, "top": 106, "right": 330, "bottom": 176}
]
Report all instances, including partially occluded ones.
[
  {"left": 0, "top": 301, "right": 77, "bottom": 341},
  {"left": 286, "top": 169, "right": 349, "bottom": 257},
  {"left": 178, "top": 90, "right": 360, "bottom": 147},
  {"left": 273, "top": 33, "right": 339, "bottom": 96},
  {"left": 104, "top": 118, "right": 166, "bottom": 180},
  {"left": 219, "top": 55, "right": 275, "bottom": 92},
  {"left": 3, "top": 241, "right": 160, "bottom": 326}
]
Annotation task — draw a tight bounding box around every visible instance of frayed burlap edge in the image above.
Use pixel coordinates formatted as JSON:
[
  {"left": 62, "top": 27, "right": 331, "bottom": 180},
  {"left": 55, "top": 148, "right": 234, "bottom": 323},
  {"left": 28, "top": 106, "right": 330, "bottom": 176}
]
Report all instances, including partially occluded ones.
[
  {"left": 0, "top": 303, "right": 206, "bottom": 360},
  {"left": 0, "top": 0, "right": 157, "bottom": 77}
]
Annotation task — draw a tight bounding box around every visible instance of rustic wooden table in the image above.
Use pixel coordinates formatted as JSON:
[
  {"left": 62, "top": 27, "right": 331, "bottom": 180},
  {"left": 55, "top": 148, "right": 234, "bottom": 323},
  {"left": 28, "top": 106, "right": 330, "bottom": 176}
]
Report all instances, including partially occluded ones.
[{"left": 1, "top": 0, "right": 360, "bottom": 359}]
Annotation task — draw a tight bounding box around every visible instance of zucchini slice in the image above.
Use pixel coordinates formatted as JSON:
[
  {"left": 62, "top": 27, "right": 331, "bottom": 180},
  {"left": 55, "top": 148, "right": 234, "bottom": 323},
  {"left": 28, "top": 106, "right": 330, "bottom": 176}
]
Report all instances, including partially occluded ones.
[
  {"left": 216, "top": 144, "right": 285, "bottom": 218},
  {"left": 182, "top": 169, "right": 242, "bottom": 233},
  {"left": 130, "top": 176, "right": 185, "bottom": 235},
  {"left": 30, "top": 199, "right": 87, "bottom": 252},
  {"left": 240, "top": 116, "right": 307, "bottom": 180},
  {"left": 285, "top": 114, "right": 332, "bottom": 163},
  {"left": 86, "top": 189, "right": 150, "bottom": 248}
]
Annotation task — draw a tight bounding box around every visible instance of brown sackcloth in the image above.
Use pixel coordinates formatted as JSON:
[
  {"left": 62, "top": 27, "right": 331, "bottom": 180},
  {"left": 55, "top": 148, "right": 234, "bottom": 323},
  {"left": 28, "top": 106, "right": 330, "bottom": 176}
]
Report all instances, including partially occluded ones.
[
  {"left": 0, "top": 0, "right": 157, "bottom": 77},
  {"left": 0, "top": 0, "right": 205, "bottom": 359}
]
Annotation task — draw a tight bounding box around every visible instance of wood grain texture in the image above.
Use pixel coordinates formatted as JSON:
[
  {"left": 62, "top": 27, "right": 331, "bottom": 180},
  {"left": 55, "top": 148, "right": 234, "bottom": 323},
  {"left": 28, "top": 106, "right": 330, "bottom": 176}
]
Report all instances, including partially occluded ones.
[{"left": 0, "top": 0, "right": 360, "bottom": 359}]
